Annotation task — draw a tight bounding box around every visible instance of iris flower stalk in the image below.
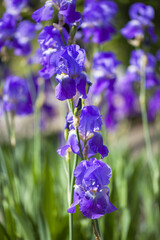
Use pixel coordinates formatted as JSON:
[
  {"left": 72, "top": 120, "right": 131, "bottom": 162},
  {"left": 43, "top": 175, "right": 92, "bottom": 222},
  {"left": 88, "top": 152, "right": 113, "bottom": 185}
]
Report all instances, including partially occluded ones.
[
  {"left": 32, "top": 2, "right": 116, "bottom": 239},
  {"left": 140, "top": 55, "right": 159, "bottom": 194}
]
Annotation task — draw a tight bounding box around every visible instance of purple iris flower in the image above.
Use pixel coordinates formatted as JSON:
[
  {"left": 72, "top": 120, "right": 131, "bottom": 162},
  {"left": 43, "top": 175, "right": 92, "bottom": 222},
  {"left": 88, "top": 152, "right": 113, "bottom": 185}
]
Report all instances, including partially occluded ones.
[
  {"left": 57, "top": 106, "right": 108, "bottom": 158},
  {"left": 121, "top": 20, "right": 144, "bottom": 41},
  {"left": 129, "top": 3, "right": 155, "bottom": 26},
  {"left": 59, "top": 0, "right": 81, "bottom": 25},
  {"left": 37, "top": 26, "right": 69, "bottom": 79},
  {"left": 104, "top": 82, "right": 139, "bottom": 130},
  {"left": 148, "top": 90, "right": 160, "bottom": 121},
  {"left": 67, "top": 158, "right": 117, "bottom": 219},
  {"left": 38, "top": 26, "right": 68, "bottom": 51},
  {"left": 3, "top": 76, "right": 33, "bottom": 115},
  {"left": 121, "top": 3, "right": 157, "bottom": 44},
  {"left": 0, "top": 13, "right": 17, "bottom": 50},
  {"left": 32, "top": 0, "right": 81, "bottom": 25},
  {"left": 91, "top": 51, "right": 120, "bottom": 94},
  {"left": 11, "top": 20, "right": 37, "bottom": 56},
  {"left": 51, "top": 45, "right": 88, "bottom": 101},
  {"left": 124, "top": 50, "right": 159, "bottom": 89},
  {"left": 4, "top": 0, "right": 28, "bottom": 16},
  {"left": 82, "top": 0, "right": 117, "bottom": 43},
  {"left": 32, "top": 1, "right": 54, "bottom": 23}
]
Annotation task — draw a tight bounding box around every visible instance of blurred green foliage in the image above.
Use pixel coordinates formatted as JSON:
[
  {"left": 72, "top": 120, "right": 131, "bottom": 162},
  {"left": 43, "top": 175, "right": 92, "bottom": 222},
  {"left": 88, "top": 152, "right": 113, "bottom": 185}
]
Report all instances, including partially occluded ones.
[
  {"left": 0, "top": 132, "right": 160, "bottom": 240},
  {"left": 0, "top": 0, "right": 160, "bottom": 239}
]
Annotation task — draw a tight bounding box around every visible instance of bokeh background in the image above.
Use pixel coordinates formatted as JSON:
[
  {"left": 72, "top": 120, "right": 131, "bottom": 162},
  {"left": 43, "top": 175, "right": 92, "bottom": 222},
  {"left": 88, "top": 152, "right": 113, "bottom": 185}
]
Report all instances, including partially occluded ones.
[{"left": 0, "top": 0, "right": 160, "bottom": 239}]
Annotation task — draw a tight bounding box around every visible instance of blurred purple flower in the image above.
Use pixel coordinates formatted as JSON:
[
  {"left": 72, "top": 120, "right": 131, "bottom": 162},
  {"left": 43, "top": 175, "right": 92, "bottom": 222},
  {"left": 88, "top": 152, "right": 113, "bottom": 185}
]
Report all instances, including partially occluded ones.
[
  {"left": 91, "top": 51, "right": 120, "bottom": 94},
  {"left": 104, "top": 82, "right": 139, "bottom": 130},
  {"left": 3, "top": 76, "right": 33, "bottom": 115},
  {"left": 156, "top": 49, "right": 160, "bottom": 61},
  {"left": 124, "top": 50, "right": 159, "bottom": 88},
  {"left": 0, "top": 13, "right": 17, "bottom": 50},
  {"left": 121, "top": 3, "right": 157, "bottom": 44},
  {"left": 4, "top": 0, "right": 28, "bottom": 16},
  {"left": 67, "top": 158, "right": 117, "bottom": 219},
  {"left": 82, "top": 0, "right": 117, "bottom": 43},
  {"left": 129, "top": 3, "right": 155, "bottom": 26},
  {"left": 11, "top": 20, "right": 37, "bottom": 56},
  {"left": 148, "top": 89, "right": 160, "bottom": 121}
]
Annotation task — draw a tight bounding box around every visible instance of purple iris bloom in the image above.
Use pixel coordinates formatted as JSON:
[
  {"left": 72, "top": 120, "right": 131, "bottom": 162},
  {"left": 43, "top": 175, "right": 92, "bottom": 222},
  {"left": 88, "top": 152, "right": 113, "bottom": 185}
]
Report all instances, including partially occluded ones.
[
  {"left": 51, "top": 45, "right": 88, "bottom": 101},
  {"left": 3, "top": 76, "right": 33, "bottom": 115},
  {"left": 11, "top": 20, "right": 37, "bottom": 56},
  {"left": 104, "top": 82, "right": 139, "bottom": 130},
  {"left": 121, "top": 20, "right": 144, "bottom": 40},
  {"left": 91, "top": 51, "right": 120, "bottom": 94},
  {"left": 32, "top": 1, "right": 54, "bottom": 23},
  {"left": 82, "top": 0, "right": 117, "bottom": 43},
  {"left": 124, "top": 50, "right": 159, "bottom": 89},
  {"left": 4, "top": 0, "right": 28, "bottom": 16},
  {"left": 38, "top": 26, "right": 68, "bottom": 51},
  {"left": 37, "top": 26, "right": 69, "bottom": 79},
  {"left": 148, "top": 90, "right": 160, "bottom": 121},
  {"left": 121, "top": 3, "right": 157, "bottom": 43},
  {"left": 57, "top": 106, "right": 108, "bottom": 158},
  {"left": 129, "top": 3, "right": 155, "bottom": 26},
  {"left": 67, "top": 158, "right": 117, "bottom": 219},
  {"left": 0, "top": 13, "right": 17, "bottom": 50},
  {"left": 59, "top": 0, "right": 81, "bottom": 25}
]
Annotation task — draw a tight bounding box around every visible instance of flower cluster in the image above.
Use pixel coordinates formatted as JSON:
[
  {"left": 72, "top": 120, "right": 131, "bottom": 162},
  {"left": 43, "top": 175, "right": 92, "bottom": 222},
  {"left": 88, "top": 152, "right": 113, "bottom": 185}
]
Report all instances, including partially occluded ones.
[
  {"left": 32, "top": 0, "right": 91, "bottom": 101},
  {"left": 90, "top": 51, "right": 137, "bottom": 129},
  {"left": 0, "top": 0, "right": 38, "bottom": 56},
  {"left": 124, "top": 49, "right": 159, "bottom": 89},
  {"left": 58, "top": 105, "right": 109, "bottom": 159},
  {"left": 82, "top": 0, "right": 118, "bottom": 43},
  {"left": 31, "top": 0, "right": 117, "bottom": 219},
  {"left": 121, "top": 3, "right": 157, "bottom": 46},
  {"left": 57, "top": 104, "right": 116, "bottom": 218},
  {"left": 67, "top": 158, "right": 117, "bottom": 219}
]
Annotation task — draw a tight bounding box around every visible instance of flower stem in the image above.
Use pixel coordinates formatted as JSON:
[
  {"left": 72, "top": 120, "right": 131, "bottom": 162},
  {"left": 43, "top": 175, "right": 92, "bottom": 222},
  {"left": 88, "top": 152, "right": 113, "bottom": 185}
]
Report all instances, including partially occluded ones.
[
  {"left": 140, "top": 55, "right": 159, "bottom": 194},
  {"left": 68, "top": 153, "right": 73, "bottom": 240},
  {"left": 92, "top": 220, "right": 101, "bottom": 240},
  {"left": 95, "top": 219, "right": 102, "bottom": 240},
  {"left": 75, "top": 126, "right": 84, "bottom": 160},
  {"left": 68, "top": 99, "right": 84, "bottom": 160},
  {"left": 69, "top": 154, "right": 79, "bottom": 240}
]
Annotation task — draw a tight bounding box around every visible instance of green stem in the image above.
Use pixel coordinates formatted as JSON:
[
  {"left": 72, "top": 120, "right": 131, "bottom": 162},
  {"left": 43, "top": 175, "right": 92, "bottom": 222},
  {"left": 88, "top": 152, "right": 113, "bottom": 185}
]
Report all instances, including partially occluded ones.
[
  {"left": 67, "top": 99, "right": 84, "bottom": 160},
  {"left": 68, "top": 154, "right": 73, "bottom": 240},
  {"left": 4, "top": 112, "right": 12, "bottom": 145},
  {"left": 75, "top": 127, "right": 83, "bottom": 160},
  {"left": 33, "top": 78, "right": 44, "bottom": 182},
  {"left": 92, "top": 220, "right": 101, "bottom": 240},
  {"left": 70, "top": 154, "right": 78, "bottom": 202},
  {"left": 95, "top": 219, "right": 102, "bottom": 240},
  {"left": 140, "top": 56, "right": 159, "bottom": 194}
]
